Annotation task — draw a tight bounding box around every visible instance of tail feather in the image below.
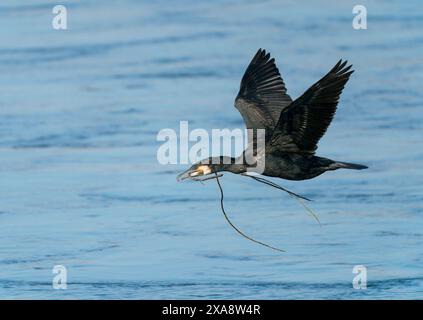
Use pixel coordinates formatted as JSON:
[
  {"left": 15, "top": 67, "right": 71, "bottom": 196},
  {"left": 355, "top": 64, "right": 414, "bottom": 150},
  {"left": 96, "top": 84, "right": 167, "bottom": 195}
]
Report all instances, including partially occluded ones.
[{"left": 335, "top": 161, "right": 368, "bottom": 170}]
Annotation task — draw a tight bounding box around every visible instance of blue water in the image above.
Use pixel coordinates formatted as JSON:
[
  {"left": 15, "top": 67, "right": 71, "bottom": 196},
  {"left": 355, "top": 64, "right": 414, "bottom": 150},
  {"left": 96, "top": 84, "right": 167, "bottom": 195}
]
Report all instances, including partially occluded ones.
[{"left": 0, "top": 0, "right": 422, "bottom": 299}]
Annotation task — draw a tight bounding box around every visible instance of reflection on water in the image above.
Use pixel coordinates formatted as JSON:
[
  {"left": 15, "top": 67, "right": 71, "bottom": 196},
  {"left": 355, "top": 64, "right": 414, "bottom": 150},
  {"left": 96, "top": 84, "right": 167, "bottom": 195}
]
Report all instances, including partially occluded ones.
[{"left": 0, "top": 0, "right": 422, "bottom": 299}]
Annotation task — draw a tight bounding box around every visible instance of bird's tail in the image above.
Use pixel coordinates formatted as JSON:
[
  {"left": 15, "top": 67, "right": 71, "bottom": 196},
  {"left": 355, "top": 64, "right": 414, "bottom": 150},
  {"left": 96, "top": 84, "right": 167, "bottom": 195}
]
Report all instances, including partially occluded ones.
[{"left": 333, "top": 161, "right": 368, "bottom": 170}]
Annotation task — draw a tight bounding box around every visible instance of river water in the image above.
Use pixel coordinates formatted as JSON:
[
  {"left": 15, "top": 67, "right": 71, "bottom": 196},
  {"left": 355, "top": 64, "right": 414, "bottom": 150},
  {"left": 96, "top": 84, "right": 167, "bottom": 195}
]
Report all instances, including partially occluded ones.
[{"left": 0, "top": 0, "right": 422, "bottom": 299}]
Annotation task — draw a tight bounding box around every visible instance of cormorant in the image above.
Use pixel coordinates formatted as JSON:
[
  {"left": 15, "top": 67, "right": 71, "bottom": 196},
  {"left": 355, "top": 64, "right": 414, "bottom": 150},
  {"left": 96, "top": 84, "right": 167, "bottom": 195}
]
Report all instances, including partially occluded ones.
[{"left": 177, "top": 49, "right": 367, "bottom": 182}]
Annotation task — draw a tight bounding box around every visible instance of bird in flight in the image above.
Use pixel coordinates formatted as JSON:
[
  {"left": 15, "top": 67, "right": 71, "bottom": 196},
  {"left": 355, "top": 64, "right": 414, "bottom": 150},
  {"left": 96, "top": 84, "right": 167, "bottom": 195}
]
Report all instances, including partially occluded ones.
[
  {"left": 178, "top": 48, "right": 367, "bottom": 183},
  {"left": 177, "top": 49, "right": 367, "bottom": 252}
]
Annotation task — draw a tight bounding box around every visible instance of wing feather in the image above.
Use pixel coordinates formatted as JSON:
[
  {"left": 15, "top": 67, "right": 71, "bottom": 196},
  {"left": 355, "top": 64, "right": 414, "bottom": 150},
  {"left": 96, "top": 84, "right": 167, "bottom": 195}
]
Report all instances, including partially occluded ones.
[
  {"left": 234, "top": 49, "right": 292, "bottom": 141},
  {"left": 268, "top": 60, "right": 354, "bottom": 154}
]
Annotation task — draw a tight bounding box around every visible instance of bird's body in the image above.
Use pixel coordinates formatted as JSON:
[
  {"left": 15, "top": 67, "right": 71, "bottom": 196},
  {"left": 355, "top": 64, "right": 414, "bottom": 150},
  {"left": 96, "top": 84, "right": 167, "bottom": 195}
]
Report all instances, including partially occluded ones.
[
  {"left": 214, "top": 153, "right": 365, "bottom": 181},
  {"left": 177, "top": 49, "right": 367, "bottom": 182},
  {"left": 261, "top": 154, "right": 334, "bottom": 180}
]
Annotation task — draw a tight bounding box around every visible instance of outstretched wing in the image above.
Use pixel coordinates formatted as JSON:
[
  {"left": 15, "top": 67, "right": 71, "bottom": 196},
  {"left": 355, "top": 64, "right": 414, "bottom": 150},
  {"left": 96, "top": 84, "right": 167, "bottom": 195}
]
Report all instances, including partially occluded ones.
[
  {"left": 268, "top": 60, "right": 354, "bottom": 154},
  {"left": 235, "top": 49, "right": 292, "bottom": 142}
]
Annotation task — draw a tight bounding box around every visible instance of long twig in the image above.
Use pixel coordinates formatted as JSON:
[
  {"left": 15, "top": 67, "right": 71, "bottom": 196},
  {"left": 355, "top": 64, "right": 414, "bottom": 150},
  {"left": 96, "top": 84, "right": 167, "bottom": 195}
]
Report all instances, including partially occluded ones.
[
  {"left": 242, "top": 174, "right": 311, "bottom": 201},
  {"left": 242, "top": 174, "right": 320, "bottom": 225},
  {"left": 192, "top": 174, "right": 223, "bottom": 182},
  {"left": 214, "top": 172, "right": 286, "bottom": 253}
]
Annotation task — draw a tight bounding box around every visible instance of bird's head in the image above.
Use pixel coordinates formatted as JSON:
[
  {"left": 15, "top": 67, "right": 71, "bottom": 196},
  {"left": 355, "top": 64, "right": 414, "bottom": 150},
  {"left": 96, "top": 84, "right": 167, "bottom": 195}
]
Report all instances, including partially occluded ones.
[{"left": 176, "top": 156, "right": 238, "bottom": 182}]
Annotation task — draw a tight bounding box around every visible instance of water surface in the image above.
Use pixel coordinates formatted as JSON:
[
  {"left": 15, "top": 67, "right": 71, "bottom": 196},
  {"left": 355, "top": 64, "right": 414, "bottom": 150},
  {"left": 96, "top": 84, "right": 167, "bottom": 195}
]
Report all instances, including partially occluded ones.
[{"left": 0, "top": 0, "right": 422, "bottom": 299}]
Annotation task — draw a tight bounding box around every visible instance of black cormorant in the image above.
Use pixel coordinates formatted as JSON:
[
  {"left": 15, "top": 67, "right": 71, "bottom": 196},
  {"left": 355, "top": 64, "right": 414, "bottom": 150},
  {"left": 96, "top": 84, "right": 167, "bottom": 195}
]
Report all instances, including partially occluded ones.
[{"left": 177, "top": 49, "right": 367, "bottom": 182}]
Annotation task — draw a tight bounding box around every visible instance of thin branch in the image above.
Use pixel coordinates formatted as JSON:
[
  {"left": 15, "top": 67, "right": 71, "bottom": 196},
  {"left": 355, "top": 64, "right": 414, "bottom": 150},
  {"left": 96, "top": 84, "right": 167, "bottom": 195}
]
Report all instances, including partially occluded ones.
[
  {"left": 192, "top": 173, "right": 223, "bottom": 182},
  {"left": 242, "top": 174, "right": 321, "bottom": 225},
  {"left": 214, "top": 172, "right": 286, "bottom": 253},
  {"left": 242, "top": 174, "right": 311, "bottom": 201}
]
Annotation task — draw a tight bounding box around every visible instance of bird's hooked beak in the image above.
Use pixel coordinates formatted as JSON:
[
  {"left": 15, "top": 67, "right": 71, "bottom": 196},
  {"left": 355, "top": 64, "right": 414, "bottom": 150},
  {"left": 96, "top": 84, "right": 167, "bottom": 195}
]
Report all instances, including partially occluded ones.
[{"left": 177, "top": 165, "right": 212, "bottom": 182}]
